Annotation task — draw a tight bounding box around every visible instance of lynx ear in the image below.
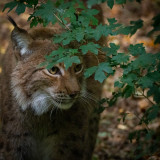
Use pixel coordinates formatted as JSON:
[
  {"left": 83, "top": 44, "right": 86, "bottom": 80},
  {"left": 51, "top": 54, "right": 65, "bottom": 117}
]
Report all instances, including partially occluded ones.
[{"left": 8, "top": 16, "right": 33, "bottom": 56}]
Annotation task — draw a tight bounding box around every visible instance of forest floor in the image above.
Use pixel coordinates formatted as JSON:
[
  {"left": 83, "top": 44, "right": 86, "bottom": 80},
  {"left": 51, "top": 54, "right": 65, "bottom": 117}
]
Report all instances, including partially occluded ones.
[{"left": 0, "top": 0, "right": 160, "bottom": 160}]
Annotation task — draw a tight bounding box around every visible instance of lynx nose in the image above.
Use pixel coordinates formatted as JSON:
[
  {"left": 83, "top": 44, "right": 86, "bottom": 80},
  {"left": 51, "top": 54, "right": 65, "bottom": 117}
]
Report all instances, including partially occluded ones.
[{"left": 69, "top": 91, "right": 80, "bottom": 99}]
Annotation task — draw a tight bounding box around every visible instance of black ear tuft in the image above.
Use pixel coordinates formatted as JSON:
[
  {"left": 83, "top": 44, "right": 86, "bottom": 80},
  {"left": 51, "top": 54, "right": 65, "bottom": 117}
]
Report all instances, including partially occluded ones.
[
  {"left": 8, "top": 15, "right": 33, "bottom": 56},
  {"left": 7, "top": 15, "right": 17, "bottom": 28}
]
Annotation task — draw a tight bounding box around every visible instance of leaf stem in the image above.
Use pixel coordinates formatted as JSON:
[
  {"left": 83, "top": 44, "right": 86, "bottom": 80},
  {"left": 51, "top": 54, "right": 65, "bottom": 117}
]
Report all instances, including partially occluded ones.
[
  {"left": 53, "top": 13, "right": 71, "bottom": 31},
  {"left": 133, "top": 111, "right": 150, "bottom": 132},
  {"left": 141, "top": 91, "right": 156, "bottom": 106}
]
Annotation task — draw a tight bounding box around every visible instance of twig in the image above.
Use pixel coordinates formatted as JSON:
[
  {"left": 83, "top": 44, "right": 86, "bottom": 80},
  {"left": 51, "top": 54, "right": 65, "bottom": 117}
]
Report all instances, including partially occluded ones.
[
  {"left": 133, "top": 112, "right": 150, "bottom": 132},
  {"left": 140, "top": 91, "right": 156, "bottom": 106},
  {"left": 53, "top": 13, "right": 71, "bottom": 31}
]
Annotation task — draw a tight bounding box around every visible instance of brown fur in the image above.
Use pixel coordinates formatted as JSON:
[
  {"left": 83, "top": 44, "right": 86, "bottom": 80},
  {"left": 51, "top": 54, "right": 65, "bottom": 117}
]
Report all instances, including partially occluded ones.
[{"left": 0, "top": 4, "right": 105, "bottom": 160}]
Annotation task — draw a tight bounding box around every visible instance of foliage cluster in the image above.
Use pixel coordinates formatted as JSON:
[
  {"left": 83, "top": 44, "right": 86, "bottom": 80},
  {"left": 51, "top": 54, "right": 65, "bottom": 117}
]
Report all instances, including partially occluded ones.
[{"left": 3, "top": 0, "right": 160, "bottom": 159}]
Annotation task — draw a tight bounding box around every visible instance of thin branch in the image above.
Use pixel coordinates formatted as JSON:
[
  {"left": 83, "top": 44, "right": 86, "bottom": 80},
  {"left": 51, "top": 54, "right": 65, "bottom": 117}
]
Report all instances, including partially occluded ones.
[
  {"left": 133, "top": 111, "right": 150, "bottom": 132},
  {"left": 53, "top": 13, "right": 71, "bottom": 31},
  {"left": 98, "top": 48, "right": 105, "bottom": 55},
  {"left": 141, "top": 91, "right": 156, "bottom": 106}
]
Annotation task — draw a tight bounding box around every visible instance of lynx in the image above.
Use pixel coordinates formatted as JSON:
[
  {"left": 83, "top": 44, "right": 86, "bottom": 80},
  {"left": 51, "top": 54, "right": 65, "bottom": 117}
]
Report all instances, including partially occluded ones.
[{"left": 0, "top": 8, "right": 104, "bottom": 160}]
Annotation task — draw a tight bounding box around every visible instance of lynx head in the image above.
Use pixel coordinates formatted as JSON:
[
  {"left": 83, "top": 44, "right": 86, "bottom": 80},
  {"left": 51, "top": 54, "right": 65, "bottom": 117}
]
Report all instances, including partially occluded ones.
[{"left": 9, "top": 17, "right": 87, "bottom": 115}]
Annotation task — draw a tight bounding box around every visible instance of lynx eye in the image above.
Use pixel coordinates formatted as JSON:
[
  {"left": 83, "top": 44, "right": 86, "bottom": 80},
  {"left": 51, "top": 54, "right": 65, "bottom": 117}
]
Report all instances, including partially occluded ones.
[
  {"left": 74, "top": 64, "right": 83, "bottom": 73},
  {"left": 48, "top": 67, "right": 60, "bottom": 75}
]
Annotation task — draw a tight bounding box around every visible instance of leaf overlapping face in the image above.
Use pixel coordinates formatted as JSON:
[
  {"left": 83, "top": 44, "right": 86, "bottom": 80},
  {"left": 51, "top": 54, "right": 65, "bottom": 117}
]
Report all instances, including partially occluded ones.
[{"left": 85, "top": 62, "right": 113, "bottom": 83}]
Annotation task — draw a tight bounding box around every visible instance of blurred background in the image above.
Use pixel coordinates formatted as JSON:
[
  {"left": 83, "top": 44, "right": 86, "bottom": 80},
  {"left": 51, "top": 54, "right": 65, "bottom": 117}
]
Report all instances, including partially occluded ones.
[{"left": 1, "top": 0, "right": 160, "bottom": 159}]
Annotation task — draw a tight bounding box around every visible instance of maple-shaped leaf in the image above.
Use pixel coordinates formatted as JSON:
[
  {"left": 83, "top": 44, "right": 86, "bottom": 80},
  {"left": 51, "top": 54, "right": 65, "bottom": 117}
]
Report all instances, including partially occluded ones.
[
  {"left": 128, "top": 44, "right": 146, "bottom": 56},
  {"left": 107, "top": 0, "right": 114, "bottom": 9},
  {"left": 3, "top": 1, "right": 18, "bottom": 13},
  {"left": 33, "top": 0, "right": 57, "bottom": 25},
  {"left": 80, "top": 42, "right": 101, "bottom": 55},
  {"left": 103, "top": 43, "right": 120, "bottom": 56},
  {"left": 112, "top": 53, "right": 130, "bottom": 64}
]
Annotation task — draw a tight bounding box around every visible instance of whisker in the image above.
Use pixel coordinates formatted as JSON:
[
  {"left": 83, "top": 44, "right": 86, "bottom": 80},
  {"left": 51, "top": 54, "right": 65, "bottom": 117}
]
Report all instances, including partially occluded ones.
[
  {"left": 56, "top": 97, "right": 72, "bottom": 100},
  {"left": 81, "top": 91, "right": 98, "bottom": 103},
  {"left": 79, "top": 97, "right": 92, "bottom": 112},
  {"left": 82, "top": 94, "right": 96, "bottom": 103},
  {"left": 50, "top": 99, "right": 59, "bottom": 119}
]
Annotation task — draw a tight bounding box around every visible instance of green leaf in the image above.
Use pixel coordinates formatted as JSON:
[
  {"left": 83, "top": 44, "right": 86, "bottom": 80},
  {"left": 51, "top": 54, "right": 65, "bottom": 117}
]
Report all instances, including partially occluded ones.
[
  {"left": 138, "top": 76, "right": 153, "bottom": 89},
  {"left": 2, "top": 1, "right": 18, "bottom": 13},
  {"left": 112, "top": 53, "right": 130, "bottom": 64},
  {"left": 80, "top": 9, "right": 99, "bottom": 26},
  {"left": 62, "top": 37, "right": 74, "bottom": 45},
  {"left": 147, "top": 86, "right": 160, "bottom": 104},
  {"left": 121, "top": 73, "right": 138, "bottom": 86},
  {"left": 58, "top": 56, "right": 80, "bottom": 69},
  {"left": 46, "top": 61, "right": 56, "bottom": 69},
  {"left": 33, "top": 0, "right": 57, "bottom": 25},
  {"left": 15, "top": 2, "right": 26, "bottom": 15},
  {"left": 53, "top": 34, "right": 66, "bottom": 44},
  {"left": 131, "top": 54, "right": 155, "bottom": 69},
  {"left": 26, "top": 0, "right": 38, "bottom": 5},
  {"left": 155, "top": 35, "right": 160, "bottom": 44},
  {"left": 123, "top": 85, "right": 134, "bottom": 98},
  {"left": 115, "top": 26, "right": 131, "bottom": 35},
  {"left": 107, "top": 0, "right": 114, "bottom": 9},
  {"left": 68, "top": 49, "right": 79, "bottom": 55},
  {"left": 108, "top": 18, "right": 117, "bottom": 24},
  {"left": 80, "top": 42, "right": 101, "bottom": 55},
  {"left": 30, "top": 17, "right": 39, "bottom": 28},
  {"left": 103, "top": 43, "right": 120, "bottom": 56},
  {"left": 76, "top": 32, "right": 84, "bottom": 42},
  {"left": 95, "top": 69, "right": 106, "bottom": 83},
  {"left": 149, "top": 14, "right": 160, "bottom": 35},
  {"left": 54, "top": 29, "right": 83, "bottom": 45},
  {"left": 95, "top": 106, "right": 106, "bottom": 114},
  {"left": 145, "top": 105, "right": 159, "bottom": 122},
  {"left": 84, "top": 66, "right": 98, "bottom": 78},
  {"left": 87, "top": 0, "right": 99, "bottom": 8},
  {"left": 94, "top": 24, "right": 112, "bottom": 41},
  {"left": 94, "top": 24, "right": 104, "bottom": 41},
  {"left": 49, "top": 47, "right": 65, "bottom": 58},
  {"left": 94, "top": 62, "right": 113, "bottom": 83},
  {"left": 147, "top": 71, "right": 160, "bottom": 82},
  {"left": 115, "top": 0, "right": 126, "bottom": 4},
  {"left": 74, "top": 28, "right": 85, "bottom": 42},
  {"left": 129, "top": 19, "right": 143, "bottom": 35},
  {"left": 106, "top": 18, "right": 123, "bottom": 35},
  {"left": 123, "top": 65, "right": 132, "bottom": 75},
  {"left": 63, "top": 6, "right": 76, "bottom": 22},
  {"left": 128, "top": 44, "right": 146, "bottom": 56},
  {"left": 114, "top": 81, "right": 124, "bottom": 87},
  {"left": 56, "top": 55, "right": 80, "bottom": 70},
  {"left": 107, "top": 92, "right": 122, "bottom": 106},
  {"left": 98, "top": 62, "right": 113, "bottom": 74},
  {"left": 86, "top": 9, "right": 99, "bottom": 16}
]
